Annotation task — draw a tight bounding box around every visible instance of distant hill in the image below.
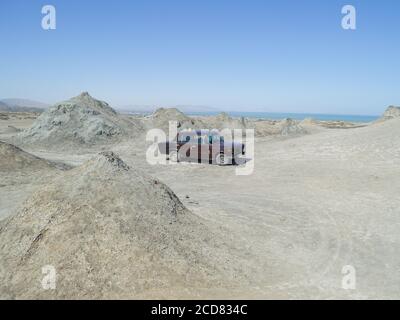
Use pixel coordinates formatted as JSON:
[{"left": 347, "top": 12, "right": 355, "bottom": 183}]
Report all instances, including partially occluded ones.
[
  {"left": 0, "top": 98, "right": 49, "bottom": 112},
  {"left": 381, "top": 105, "right": 400, "bottom": 120},
  {"left": 0, "top": 101, "right": 9, "bottom": 110},
  {"left": 16, "top": 92, "right": 143, "bottom": 149},
  {"left": 117, "top": 104, "right": 220, "bottom": 114}
]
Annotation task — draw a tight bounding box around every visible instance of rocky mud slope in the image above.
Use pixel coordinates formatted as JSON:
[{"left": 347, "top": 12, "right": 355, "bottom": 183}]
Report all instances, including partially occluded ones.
[
  {"left": 380, "top": 105, "right": 400, "bottom": 121},
  {"left": 14, "top": 93, "right": 143, "bottom": 150},
  {"left": 0, "top": 141, "right": 63, "bottom": 220},
  {"left": 0, "top": 152, "right": 257, "bottom": 299}
]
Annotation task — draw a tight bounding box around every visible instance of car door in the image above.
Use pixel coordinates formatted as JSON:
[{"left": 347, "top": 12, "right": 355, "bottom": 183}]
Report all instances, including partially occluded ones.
[
  {"left": 189, "top": 134, "right": 205, "bottom": 162},
  {"left": 177, "top": 132, "right": 198, "bottom": 162},
  {"left": 199, "top": 135, "right": 212, "bottom": 164},
  {"left": 210, "top": 134, "right": 223, "bottom": 164}
]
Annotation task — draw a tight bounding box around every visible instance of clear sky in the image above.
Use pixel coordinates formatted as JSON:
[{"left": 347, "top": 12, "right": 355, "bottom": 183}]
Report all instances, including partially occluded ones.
[{"left": 1, "top": 0, "right": 399, "bottom": 115}]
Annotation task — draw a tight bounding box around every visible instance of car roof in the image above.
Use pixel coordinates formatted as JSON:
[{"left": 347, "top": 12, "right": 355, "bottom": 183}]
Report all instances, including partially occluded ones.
[{"left": 178, "top": 129, "right": 219, "bottom": 136}]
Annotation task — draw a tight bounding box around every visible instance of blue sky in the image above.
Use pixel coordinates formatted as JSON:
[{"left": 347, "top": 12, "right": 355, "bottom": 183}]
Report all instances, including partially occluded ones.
[{"left": 0, "top": 0, "right": 399, "bottom": 115}]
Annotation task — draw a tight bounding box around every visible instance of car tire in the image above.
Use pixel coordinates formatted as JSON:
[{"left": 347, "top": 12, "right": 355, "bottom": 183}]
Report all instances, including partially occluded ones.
[
  {"left": 215, "top": 153, "right": 227, "bottom": 166},
  {"left": 169, "top": 150, "right": 179, "bottom": 162}
]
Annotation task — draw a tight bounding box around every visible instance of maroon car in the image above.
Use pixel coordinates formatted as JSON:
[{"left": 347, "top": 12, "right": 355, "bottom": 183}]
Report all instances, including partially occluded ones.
[{"left": 158, "top": 130, "right": 245, "bottom": 165}]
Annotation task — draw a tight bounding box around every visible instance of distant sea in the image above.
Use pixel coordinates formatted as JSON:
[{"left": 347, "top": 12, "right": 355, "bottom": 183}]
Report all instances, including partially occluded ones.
[{"left": 187, "top": 111, "right": 379, "bottom": 123}]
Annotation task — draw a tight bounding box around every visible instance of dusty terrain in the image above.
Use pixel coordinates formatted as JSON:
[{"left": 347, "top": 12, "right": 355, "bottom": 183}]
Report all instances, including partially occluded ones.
[{"left": 0, "top": 96, "right": 399, "bottom": 299}]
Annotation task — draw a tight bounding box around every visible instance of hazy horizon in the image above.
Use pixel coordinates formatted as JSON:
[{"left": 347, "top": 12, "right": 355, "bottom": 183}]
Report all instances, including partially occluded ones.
[{"left": 0, "top": 94, "right": 383, "bottom": 117}]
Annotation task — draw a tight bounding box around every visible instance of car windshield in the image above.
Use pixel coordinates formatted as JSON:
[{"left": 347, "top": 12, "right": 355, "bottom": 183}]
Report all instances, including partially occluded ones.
[
  {"left": 177, "top": 132, "right": 222, "bottom": 144},
  {"left": 210, "top": 135, "right": 220, "bottom": 143}
]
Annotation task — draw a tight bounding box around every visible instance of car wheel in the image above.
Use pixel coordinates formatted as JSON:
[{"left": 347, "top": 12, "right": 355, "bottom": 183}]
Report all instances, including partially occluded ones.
[
  {"left": 169, "top": 150, "right": 179, "bottom": 162},
  {"left": 215, "top": 153, "right": 226, "bottom": 166}
]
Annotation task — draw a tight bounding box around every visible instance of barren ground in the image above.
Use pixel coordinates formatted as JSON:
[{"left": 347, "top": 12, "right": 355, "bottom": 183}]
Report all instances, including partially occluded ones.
[{"left": 1, "top": 112, "right": 399, "bottom": 299}]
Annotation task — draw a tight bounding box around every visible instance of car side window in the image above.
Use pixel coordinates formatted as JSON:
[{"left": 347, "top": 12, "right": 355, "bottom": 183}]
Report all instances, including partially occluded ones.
[
  {"left": 211, "top": 135, "right": 220, "bottom": 143},
  {"left": 177, "top": 134, "right": 191, "bottom": 143}
]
